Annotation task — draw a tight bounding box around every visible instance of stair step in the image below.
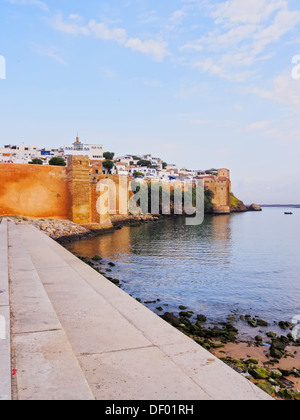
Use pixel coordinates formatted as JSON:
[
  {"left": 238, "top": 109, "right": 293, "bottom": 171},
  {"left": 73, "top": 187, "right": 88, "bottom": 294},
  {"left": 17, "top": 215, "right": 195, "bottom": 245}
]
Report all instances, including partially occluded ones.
[{"left": 8, "top": 221, "right": 94, "bottom": 400}]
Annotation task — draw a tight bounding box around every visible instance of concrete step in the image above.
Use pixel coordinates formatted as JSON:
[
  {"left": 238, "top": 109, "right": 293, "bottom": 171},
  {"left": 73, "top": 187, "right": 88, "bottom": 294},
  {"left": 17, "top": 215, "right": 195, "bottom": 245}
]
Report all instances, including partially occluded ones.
[
  {"left": 12, "top": 222, "right": 272, "bottom": 400},
  {"left": 8, "top": 221, "right": 94, "bottom": 400},
  {"left": 0, "top": 218, "right": 11, "bottom": 401}
]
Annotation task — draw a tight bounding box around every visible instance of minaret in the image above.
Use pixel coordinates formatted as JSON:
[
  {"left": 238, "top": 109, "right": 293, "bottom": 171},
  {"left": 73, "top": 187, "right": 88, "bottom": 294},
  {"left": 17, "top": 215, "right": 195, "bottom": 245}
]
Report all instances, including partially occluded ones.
[{"left": 73, "top": 135, "right": 83, "bottom": 151}]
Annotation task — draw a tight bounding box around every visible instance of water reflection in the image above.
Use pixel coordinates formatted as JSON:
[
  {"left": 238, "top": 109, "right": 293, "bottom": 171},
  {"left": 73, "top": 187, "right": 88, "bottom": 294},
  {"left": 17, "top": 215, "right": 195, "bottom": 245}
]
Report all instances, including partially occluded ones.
[
  {"left": 64, "top": 209, "right": 300, "bottom": 324},
  {"left": 67, "top": 226, "right": 132, "bottom": 259}
]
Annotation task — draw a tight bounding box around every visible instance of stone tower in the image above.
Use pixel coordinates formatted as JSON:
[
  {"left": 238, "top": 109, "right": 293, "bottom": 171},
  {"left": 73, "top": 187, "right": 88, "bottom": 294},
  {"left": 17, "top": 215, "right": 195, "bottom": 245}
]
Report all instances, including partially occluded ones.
[
  {"left": 211, "top": 169, "right": 231, "bottom": 214},
  {"left": 67, "top": 156, "right": 91, "bottom": 225},
  {"left": 67, "top": 156, "right": 113, "bottom": 229},
  {"left": 218, "top": 168, "right": 230, "bottom": 179}
]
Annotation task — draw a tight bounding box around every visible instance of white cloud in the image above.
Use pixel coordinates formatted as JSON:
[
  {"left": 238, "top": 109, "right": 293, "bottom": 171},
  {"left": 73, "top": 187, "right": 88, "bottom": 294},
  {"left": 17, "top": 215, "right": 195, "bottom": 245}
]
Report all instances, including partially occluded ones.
[
  {"left": 211, "top": 0, "right": 287, "bottom": 26},
  {"left": 99, "top": 66, "right": 117, "bottom": 79},
  {"left": 33, "top": 45, "right": 67, "bottom": 65},
  {"left": 68, "top": 14, "right": 83, "bottom": 22},
  {"left": 139, "top": 10, "right": 160, "bottom": 24},
  {"left": 169, "top": 10, "right": 185, "bottom": 27},
  {"left": 132, "top": 77, "right": 163, "bottom": 88},
  {"left": 51, "top": 14, "right": 90, "bottom": 36},
  {"left": 50, "top": 14, "right": 170, "bottom": 62},
  {"left": 125, "top": 38, "right": 169, "bottom": 62},
  {"left": 88, "top": 20, "right": 127, "bottom": 44},
  {"left": 193, "top": 56, "right": 256, "bottom": 83},
  {"left": 253, "top": 74, "right": 300, "bottom": 107},
  {"left": 174, "top": 82, "right": 208, "bottom": 99},
  {"left": 180, "top": 0, "right": 300, "bottom": 82},
  {"left": 189, "top": 119, "right": 215, "bottom": 125},
  {"left": 246, "top": 121, "right": 272, "bottom": 131},
  {"left": 252, "top": 9, "right": 300, "bottom": 55},
  {"left": 5, "top": 0, "right": 49, "bottom": 12}
]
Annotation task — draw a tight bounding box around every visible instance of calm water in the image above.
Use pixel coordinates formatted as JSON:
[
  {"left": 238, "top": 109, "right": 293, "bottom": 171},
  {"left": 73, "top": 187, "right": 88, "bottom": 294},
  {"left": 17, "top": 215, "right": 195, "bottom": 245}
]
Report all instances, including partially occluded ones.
[{"left": 65, "top": 208, "right": 300, "bottom": 329}]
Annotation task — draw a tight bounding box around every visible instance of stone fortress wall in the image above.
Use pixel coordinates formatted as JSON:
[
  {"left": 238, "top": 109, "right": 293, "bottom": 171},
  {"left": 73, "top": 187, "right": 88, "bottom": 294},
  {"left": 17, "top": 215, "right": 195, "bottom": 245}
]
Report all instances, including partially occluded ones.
[
  {"left": 201, "top": 168, "right": 232, "bottom": 214},
  {"left": 0, "top": 163, "right": 70, "bottom": 219},
  {"left": 0, "top": 157, "right": 232, "bottom": 226}
]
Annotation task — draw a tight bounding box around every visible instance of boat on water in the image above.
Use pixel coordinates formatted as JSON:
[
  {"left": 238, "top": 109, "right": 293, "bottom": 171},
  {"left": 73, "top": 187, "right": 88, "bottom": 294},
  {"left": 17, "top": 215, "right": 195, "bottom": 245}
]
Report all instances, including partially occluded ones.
[{"left": 284, "top": 212, "right": 293, "bottom": 215}]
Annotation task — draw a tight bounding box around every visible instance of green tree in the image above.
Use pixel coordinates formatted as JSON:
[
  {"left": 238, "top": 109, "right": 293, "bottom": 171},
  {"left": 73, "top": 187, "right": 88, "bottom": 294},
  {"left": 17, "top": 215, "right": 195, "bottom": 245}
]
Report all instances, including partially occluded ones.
[
  {"left": 204, "top": 189, "right": 214, "bottom": 212},
  {"left": 137, "top": 159, "right": 152, "bottom": 167},
  {"left": 103, "top": 152, "right": 115, "bottom": 161},
  {"left": 49, "top": 157, "right": 66, "bottom": 166},
  {"left": 133, "top": 172, "right": 145, "bottom": 178},
  {"left": 129, "top": 179, "right": 148, "bottom": 214},
  {"left": 204, "top": 189, "right": 214, "bottom": 199},
  {"left": 102, "top": 160, "right": 114, "bottom": 174},
  {"left": 29, "top": 158, "right": 43, "bottom": 165}
]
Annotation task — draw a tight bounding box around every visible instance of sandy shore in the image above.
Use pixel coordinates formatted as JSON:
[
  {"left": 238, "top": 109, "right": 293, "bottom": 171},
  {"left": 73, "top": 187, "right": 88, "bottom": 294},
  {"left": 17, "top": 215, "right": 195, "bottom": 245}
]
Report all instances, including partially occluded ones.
[{"left": 212, "top": 341, "right": 300, "bottom": 391}]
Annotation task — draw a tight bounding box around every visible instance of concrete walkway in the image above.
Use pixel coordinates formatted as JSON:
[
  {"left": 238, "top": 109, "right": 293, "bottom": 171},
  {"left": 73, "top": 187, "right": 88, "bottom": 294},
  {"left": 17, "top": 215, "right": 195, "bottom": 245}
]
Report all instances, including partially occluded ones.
[
  {"left": 0, "top": 219, "right": 11, "bottom": 400},
  {"left": 1, "top": 219, "right": 272, "bottom": 400}
]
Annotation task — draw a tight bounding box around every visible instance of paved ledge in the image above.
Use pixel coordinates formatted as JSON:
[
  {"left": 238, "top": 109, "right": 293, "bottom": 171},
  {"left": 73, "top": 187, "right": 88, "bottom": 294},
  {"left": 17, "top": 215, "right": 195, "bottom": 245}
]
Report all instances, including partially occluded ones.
[
  {"left": 6, "top": 221, "right": 272, "bottom": 400},
  {"left": 8, "top": 221, "right": 94, "bottom": 401},
  {"left": 0, "top": 219, "right": 11, "bottom": 401}
]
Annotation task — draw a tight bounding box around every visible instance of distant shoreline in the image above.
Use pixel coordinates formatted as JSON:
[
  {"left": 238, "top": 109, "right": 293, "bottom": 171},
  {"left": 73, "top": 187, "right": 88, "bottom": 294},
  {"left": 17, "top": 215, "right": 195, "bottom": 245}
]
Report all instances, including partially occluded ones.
[{"left": 260, "top": 204, "right": 300, "bottom": 208}]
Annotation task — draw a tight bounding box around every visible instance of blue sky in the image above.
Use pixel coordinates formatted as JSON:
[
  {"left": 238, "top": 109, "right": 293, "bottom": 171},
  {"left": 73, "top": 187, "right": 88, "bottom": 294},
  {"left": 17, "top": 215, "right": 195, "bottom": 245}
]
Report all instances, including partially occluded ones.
[{"left": 0, "top": 0, "right": 300, "bottom": 203}]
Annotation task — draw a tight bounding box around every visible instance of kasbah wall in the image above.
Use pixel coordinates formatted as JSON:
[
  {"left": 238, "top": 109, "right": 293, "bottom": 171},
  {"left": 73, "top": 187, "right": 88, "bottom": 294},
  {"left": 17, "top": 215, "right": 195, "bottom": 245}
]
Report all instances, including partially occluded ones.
[
  {"left": 202, "top": 169, "right": 231, "bottom": 214},
  {"left": 0, "top": 157, "right": 231, "bottom": 227},
  {"left": 0, "top": 163, "right": 70, "bottom": 219}
]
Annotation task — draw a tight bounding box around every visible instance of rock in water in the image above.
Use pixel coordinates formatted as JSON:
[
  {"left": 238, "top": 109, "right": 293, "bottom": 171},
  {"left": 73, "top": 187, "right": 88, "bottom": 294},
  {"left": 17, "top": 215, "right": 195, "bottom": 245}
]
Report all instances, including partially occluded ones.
[
  {"left": 249, "top": 204, "right": 262, "bottom": 211},
  {"left": 161, "top": 312, "right": 179, "bottom": 327}
]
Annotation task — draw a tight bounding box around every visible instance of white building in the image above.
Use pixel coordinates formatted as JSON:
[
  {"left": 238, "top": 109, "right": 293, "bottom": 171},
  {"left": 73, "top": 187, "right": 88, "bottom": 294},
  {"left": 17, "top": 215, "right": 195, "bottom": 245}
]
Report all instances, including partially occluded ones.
[
  {"left": 0, "top": 143, "right": 39, "bottom": 164},
  {"left": 117, "top": 155, "right": 141, "bottom": 166},
  {"left": 0, "top": 143, "right": 66, "bottom": 165},
  {"left": 64, "top": 137, "right": 103, "bottom": 161},
  {"left": 117, "top": 154, "right": 164, "bottom": 169},
  {"left": 115, "top": 162, "right": 128, "bottom": 176}
]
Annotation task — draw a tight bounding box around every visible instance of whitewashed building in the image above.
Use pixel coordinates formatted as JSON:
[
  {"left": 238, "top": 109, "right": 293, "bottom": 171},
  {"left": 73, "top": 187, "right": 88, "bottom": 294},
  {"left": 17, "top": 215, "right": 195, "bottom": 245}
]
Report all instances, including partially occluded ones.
[
  {"left": 0, "top": 143, "right": 66, "bottom": 164},
  {"left": 64, "top": 137, "right": 103, "bottom": 161},
  {"left": 0, "top": 143, "right": 39, "bottom": 164}
]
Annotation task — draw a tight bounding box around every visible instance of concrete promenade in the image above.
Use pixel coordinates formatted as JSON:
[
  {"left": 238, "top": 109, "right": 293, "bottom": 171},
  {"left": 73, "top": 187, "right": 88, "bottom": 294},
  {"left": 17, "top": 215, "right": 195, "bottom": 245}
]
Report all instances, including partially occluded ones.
[{"left": 0, "top": 219, "right": 272, "bottom": 400}]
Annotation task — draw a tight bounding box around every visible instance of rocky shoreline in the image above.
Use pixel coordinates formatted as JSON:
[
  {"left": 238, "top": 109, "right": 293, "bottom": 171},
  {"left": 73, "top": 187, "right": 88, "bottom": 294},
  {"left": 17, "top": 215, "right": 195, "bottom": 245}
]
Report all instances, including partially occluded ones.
[
  {"left": 1, "top": 205, "right": 262, "bottom": 242},
  {"left": 2, "top": 215, "right": 159, "bottom": 244},
  {"left": 3, "top": 216, "right": 90, "bottom": 238},
  {"left": 64, "top": 252, "right": 300, "bottom": 401},
  {"left": 230, "top": 203, "right": 263, "bottom": 213}
]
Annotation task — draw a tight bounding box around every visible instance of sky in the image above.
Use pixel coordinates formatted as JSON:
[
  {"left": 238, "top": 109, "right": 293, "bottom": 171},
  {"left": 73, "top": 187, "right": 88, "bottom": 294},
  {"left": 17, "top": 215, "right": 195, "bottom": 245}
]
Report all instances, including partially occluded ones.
[{"left": 0, "top": 0, "right": 300, "bottom": 204}]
